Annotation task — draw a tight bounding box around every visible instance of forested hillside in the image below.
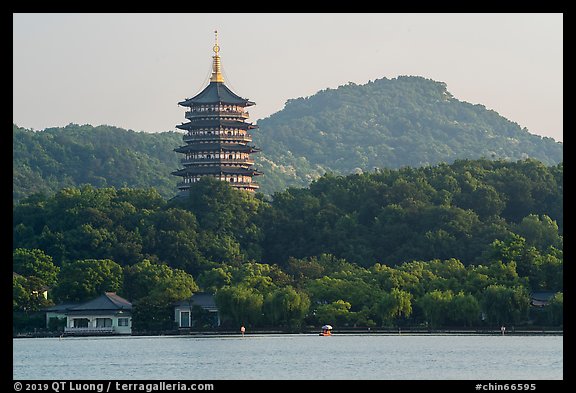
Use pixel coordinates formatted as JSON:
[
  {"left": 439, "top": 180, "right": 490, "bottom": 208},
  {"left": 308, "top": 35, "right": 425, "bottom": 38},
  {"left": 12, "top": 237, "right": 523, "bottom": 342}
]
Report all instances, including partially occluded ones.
[
  {"left": 12, "top": 124, "right": 182, "bottom": 202},
  {"left": 253, "top": 76, "right": 563, "bottom": 193},
  {"left": 13, "top": 76, "right": 563, "bottom": 201},
  {"left": 13, "top": 159, "right": 563, "bottom": 330}
]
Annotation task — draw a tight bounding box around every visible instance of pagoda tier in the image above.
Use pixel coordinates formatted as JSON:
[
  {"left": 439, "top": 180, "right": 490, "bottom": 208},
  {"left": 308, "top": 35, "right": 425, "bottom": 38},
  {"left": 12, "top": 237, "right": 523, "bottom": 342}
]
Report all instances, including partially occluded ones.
[
  {"left": 174, "top": 142, "right": 260, "bottom": 154},
  {"left": 173, "top": 166, "right": 263, "bottom": 177},
  {"left": 172, "top": 32, "right": 262, "bottom": 195},
  {"left": 181, "top": 133, "right": 253, "bottom": 144},
  {"left": 176, "top": 118, "right": 257, "bottom": 131},
  {"left": 174, "top": 166, "right": 263, "bottom": 192}
]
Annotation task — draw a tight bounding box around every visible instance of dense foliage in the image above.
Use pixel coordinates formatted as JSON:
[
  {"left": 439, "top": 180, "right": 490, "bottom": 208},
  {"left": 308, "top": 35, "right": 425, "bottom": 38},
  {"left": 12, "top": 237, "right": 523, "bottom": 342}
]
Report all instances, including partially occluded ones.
[
  {"left": 261, "top": 158, "right": 563, "bottom": 268},
  {"left": 254, "top": 76, "right": 563, "bottom": 193},
  {"left": 13, "top": 76, "right": 563, "bottom": 201},
  {"left": 13, "top": 159, "right": 563, "bottom": 330},
  {"left": 13, "top": 124, "right": 182, "bottom": 202}
]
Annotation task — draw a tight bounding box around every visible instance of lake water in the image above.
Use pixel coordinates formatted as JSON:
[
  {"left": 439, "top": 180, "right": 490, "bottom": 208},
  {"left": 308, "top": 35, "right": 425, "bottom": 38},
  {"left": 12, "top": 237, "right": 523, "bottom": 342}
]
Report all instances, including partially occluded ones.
[{"left": 13, "top": 334, "right": 562, "bottom": 380}]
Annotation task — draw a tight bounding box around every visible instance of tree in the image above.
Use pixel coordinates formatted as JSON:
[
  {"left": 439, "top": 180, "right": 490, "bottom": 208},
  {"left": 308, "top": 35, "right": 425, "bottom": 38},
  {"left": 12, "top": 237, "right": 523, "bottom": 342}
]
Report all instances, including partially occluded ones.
[
  {"left": 124, "top": 259, "right": 199, "bottom": 331},
  {"left": 141, "top": 208, "right": 210, "bottom": 275},
  {"left": 312, "top": 300, "right": 353, "bottom": 327},
  {"left": 263, "top": 286, "right": 310, "bottom": 329},
  {"left": 285, "top": 256, "right": 326, "bottom": 280},
  {"left": 448, "top": 292, "right": 480, "bottom": 326},
  {"left": 172, "top": 177, "right": 266, "bottom": 262},
  {"left": 13, "top": 275, "right": 30, "bottom": 312},
  {"left": 52, "top": 259, "right": 123, "bottom": 302},
  {"left": 131, "top": 296, "right": 176, "bottom": 332},
  {"left": 215, "top": 286, "right": 264, "bottom": 328},
  {"left": 197, "top": 267, "right": 233, "bottom": 293},
  {"left": 455, "top": 184, "right": 506, "bottom": 219},
  {"left": 13, "top": 274, "right": 52, "bottom": 312},
  {"left": 122, "top": 259, "right": 198, "bottom": 303},
  {"left": 537, "top": 251, "right": 563, "bottom": 291},
  {"left": 13, "top": 248, "right": 60, "bottom": 288},
  {"left": 417, "top": 290, "right": 453, "bottom": 328},
  {"left": 482, "top": 285, "right": 530, "bottom": 326},
  {"left": 514, "top": 214, "right": 561, "bottom": 251},
  {"left": 371, "top": 263, "right": 421, "bottom": 294},
  {"left": 115, "top": 187, "right": 167, "bottom": 211},
  {"left": 305, "top": 275, "right": 373, "bottom": 312},
  {"left": 487, "top": 235, "right": 561, "bottom": 290},
  {"left": 373, "top": 288, "right": 412, "bottom": 327},
  {"left": 546, "top": 292, "right": 563, "bottom": 326}
]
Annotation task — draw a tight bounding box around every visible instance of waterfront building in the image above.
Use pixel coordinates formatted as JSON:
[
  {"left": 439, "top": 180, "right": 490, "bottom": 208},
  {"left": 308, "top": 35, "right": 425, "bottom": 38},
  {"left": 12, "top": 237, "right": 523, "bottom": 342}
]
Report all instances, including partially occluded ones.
[
  {"left": 45, "top": 292, "right": 132, "bottom": 335},
  {"left": 174, "top": 292, "right": 220, "bottom": 329}
]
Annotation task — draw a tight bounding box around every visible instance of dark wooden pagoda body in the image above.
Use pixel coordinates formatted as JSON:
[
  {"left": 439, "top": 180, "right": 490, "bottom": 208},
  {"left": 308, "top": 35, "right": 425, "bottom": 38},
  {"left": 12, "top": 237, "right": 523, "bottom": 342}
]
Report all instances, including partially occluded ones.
[{"left": 172, "top": 37, "right": 262, "bottom": 195}]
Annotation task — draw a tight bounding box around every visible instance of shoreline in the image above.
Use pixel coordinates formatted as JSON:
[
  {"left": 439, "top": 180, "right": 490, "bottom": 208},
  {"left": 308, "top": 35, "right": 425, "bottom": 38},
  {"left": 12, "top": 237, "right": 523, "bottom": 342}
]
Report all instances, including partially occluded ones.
[{"left": 13, "top": 327, "right": 563, "bottom": 338}]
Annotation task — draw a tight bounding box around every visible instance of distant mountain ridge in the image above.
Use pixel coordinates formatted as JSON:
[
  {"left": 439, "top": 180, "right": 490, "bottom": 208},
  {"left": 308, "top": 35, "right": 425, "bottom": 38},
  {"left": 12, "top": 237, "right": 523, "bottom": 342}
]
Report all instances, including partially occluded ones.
[
  {"left": 12, "top": 124, "right": 182, "bottom": 202},
  {"left": 252, "top": 76, "right": 562, "bottom": 194},
  {"left": 13, "top": 76, "right": 562, "bottom": 201}
]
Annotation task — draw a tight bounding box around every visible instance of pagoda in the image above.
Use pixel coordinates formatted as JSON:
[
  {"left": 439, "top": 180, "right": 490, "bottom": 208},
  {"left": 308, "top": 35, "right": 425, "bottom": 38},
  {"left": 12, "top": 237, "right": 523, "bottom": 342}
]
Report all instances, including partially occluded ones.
[{"left": 172, "top": 31, "right": 262, "bottom": 195}]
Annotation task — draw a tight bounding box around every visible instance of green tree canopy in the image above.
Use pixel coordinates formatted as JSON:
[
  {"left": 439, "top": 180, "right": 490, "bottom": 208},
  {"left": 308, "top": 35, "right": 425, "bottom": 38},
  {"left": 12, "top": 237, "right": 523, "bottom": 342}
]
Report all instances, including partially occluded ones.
[
  {"left": 215, "top": 285, "right": 264, "bottom": 328},
  {"left": 482, "top": 284, "right": 530, "bottom": 326},
  {"left": 312, "top": 299, "right": 353, "bottom": 327},
  {"left": 53, "top": 259, "right": 123, "bottom": 302},
  {"left": 417, "top": 289, "right": 454, "bottom": 328},
  {"left": 123, "top": 259, "right": 198, "bottom": 303},
  {"left": 263, "top": 286, "right": 310, "bottom": 328},
  {"left": 13, "top": 274, "right": 51, "bottom": 312},
  {"left": 13, "top": 248, "right": 60, "bottom": 288},
  {"left": 373, "top": 288, "right": 413, "bottom": 327},
  {"left": 514, "top": 214, "right": 562, "bottom": 250}
]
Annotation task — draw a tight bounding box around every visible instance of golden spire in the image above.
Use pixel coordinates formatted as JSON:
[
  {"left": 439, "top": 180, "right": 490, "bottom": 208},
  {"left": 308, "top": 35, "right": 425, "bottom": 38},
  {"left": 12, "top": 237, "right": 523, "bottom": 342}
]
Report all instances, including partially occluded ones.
[{"left": 210, "top": 30, "right": 224, "bottom": 83}]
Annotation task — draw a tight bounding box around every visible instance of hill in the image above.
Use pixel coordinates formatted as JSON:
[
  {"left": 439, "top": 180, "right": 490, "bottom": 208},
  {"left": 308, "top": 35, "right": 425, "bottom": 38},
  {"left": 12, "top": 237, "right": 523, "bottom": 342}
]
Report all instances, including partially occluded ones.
[
  {"left": 253, "top": 76, "right": 562, "bottom": 194},
  {"left": 12, "top": 124, "right": 182, "bottom": 202},
  {"left": 12, "top": 76, "right": 563, "bottom": 201}
]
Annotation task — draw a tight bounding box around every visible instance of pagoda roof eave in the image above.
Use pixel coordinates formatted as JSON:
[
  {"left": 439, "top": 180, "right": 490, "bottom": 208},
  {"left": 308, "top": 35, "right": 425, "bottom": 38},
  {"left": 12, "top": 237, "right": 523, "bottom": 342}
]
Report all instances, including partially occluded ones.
[
  {"left": 176, "top": 120, "right": 256, "bottom": 130},
  {"left": 172, "top": 166, "right": 262, "bottom": 177},
  {"left": 179, "top": 82, "right": 255, "bottom": 106}
]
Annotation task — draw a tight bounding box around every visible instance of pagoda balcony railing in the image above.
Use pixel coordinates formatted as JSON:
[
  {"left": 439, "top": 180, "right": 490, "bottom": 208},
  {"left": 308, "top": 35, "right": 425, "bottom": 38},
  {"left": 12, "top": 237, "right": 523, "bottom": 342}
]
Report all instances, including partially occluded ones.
[
  {"left": 177, "top": 181, "right": 259, "bottom": 189},
  {"left": 230, "top": 182, "right": 259, "bottom": 189},
  {"left": 182, "top": 134, "right": 252, "bottom": 143},
  {"left": 177, "top": 182, "right": 191, "bottom": 189},
  {"left": 181, "top": 158, "right": 255, "bottom": 166},
  {"left": 185, "top": 110, "right": 249, "bottom": 119}
]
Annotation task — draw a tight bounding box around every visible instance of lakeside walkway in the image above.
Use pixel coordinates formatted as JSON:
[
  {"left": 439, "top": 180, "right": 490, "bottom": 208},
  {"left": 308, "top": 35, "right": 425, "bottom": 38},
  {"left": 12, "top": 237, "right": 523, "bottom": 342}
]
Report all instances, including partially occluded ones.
[{"left": 14, "top": 327, "right": 563, "bottom": 338}]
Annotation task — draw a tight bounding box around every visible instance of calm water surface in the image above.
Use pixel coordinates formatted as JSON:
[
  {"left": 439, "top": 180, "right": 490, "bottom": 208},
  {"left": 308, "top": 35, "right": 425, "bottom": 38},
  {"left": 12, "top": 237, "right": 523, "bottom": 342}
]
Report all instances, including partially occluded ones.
[{"left": 13, "top": 334, "right": 562, "bottom": 380}]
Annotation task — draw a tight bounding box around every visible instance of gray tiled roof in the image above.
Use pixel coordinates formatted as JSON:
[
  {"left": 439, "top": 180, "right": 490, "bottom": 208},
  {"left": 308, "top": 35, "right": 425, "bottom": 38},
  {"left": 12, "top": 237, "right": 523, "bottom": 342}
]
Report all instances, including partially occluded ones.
[
  {"left": 69, "top": 292, "right": 132, "bottom": 311},
  {"left": 174, "top": 292, "right": 218, "bottom": 312},
  {"left": 530, "top": 291, "right": 557, "bottom": 301},
  {"left": 191, "top": 292, "right": 217, "bottom": 309},
  {"left": 44, "top": 302, "right": 80, "bottom": 312}
]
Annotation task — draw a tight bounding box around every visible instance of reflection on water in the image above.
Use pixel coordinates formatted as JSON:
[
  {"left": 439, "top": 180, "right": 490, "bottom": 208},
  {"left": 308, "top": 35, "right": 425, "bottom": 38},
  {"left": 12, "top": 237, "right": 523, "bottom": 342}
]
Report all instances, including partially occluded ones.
[{"left": 13, "top": 334, "right": 563, "bottom": 380}]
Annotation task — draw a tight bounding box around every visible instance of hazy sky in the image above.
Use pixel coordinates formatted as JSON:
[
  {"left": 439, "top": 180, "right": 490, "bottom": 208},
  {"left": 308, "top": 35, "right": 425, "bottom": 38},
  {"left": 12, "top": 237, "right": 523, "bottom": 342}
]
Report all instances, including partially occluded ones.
[{"left": 13, "top": 13, "right": 563, "bottom": 142}]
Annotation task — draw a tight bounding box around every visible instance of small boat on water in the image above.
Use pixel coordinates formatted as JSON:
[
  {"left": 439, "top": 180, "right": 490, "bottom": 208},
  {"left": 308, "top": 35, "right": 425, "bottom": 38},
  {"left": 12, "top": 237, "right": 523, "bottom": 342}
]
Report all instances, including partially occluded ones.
[{"left": 319, "top": 324, "right": 333, "bottom": 336}]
